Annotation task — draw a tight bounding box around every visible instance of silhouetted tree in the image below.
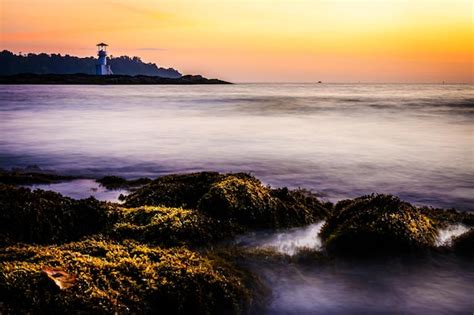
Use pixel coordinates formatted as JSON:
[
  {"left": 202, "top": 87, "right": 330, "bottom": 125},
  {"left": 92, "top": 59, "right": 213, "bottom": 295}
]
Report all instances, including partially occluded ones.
[{"left": 0, "top": 50, "right": 181, "bottom": 78}]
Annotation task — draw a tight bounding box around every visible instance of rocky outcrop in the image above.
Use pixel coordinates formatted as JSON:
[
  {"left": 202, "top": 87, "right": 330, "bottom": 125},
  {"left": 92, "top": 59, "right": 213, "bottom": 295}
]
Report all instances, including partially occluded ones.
[
  {"left": 320, "top": 194, "right": 438, "bottom": 256},
  {"left": 0, "top": 185, "right": 109, "bottom": 244},
  {"left": 0, "top": 240, "right": 255, "bottom": 314},
  {"left": 124, "top": 172, "right": 330, "bottom": 231}
]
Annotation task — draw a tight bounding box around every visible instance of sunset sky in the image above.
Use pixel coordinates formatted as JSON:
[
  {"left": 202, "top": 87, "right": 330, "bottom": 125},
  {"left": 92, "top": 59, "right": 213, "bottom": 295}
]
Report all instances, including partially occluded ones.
[{"left": 1, "top": 0, "right": 473, "bottom": 82}]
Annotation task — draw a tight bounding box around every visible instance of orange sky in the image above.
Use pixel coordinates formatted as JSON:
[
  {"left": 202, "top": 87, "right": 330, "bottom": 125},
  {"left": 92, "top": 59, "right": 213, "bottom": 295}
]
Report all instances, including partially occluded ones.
[{"left": 1, "top": 0, "right": 473, "bottom": 82}]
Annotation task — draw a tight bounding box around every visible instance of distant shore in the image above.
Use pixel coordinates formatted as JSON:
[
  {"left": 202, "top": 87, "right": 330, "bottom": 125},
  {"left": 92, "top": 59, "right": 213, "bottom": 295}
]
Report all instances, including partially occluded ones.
[{"left": 0, "top": 73, "right": 231, "bottom": 85}]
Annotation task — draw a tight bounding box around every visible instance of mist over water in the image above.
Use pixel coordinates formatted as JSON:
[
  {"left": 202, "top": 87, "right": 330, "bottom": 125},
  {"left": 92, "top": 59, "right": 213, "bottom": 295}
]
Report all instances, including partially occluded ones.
[
  {"left": 236, "top": 222, "right": 324, "bottom": 255},
  {"left": 0, "top": 84, "right": 473, "bottom": 210},
  {"left": 255, "top": 254, "right": 474, "bottom": 315}
]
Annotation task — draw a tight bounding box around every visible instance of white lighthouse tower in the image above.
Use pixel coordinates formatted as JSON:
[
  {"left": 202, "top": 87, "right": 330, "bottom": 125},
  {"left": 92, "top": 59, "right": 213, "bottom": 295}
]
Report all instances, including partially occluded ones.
[{"left": 95, "top": 43, "right": 113, "bottom": 75}]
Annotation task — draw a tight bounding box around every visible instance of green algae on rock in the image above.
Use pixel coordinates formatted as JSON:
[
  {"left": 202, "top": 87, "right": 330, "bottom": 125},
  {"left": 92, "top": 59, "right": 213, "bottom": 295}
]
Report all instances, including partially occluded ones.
[
  {"left": 0, "top": 239, "right": 254, "bottom": 314},
  {"left": 111, "top": 206, "right": 224, "bottom": 246},
  {"left": 320, "top": 194, "right": 438, "bottom": 256},
  {"left": 0, "top": 184, "right": 109, "bottom": 244}
]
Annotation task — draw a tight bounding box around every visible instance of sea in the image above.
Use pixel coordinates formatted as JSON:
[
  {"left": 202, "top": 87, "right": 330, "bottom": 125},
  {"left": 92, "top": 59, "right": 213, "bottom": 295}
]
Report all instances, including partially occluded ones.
[
  {"left": 1, "top": 83, "right": 472, "bottom": 209},
  {"left": 1, "top": 83, "right": 473, "bottom": 314}
]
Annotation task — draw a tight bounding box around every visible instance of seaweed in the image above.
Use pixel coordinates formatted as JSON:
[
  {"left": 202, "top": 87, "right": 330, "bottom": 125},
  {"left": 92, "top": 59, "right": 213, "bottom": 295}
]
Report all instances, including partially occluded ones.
[
  {"left": 0, "top": 184, "right": 109, "bottom": 244},
  {"left": 124, "top": 172, "right": 224, "bottom": 208},
  {"left": 419, "top": 206, "right": 474, "bottom": 228},
  {"left": 0, "top": 240, "right": 253, "bottom": 314},
  {"left": 320, "top": 194, "right": 438, "bottom": 256},
  {"left": 198, "top": 175, "right": 280, "bottom": 229},
  {"left": 110, "top": 206, "right": 227, "bottom": 246},
  {"left": 125, "top": 172, "right": 330, "bottom": 231}
]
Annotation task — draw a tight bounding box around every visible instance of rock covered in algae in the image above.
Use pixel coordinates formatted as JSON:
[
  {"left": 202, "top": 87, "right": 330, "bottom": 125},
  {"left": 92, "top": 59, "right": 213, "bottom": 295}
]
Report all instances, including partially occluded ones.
[
  {"left": 198, "top": 175, "right": 280, "bottom": 228},
  {"left": 111, "top": 206, "right": 225, "bottom": 246},
  {"left": 0, "top": 239, "right": 255, "bottom": 314},
  {"left": 124, "top": 172, "right": 223, "bottom": 208},
  {"left": 124, "top": 172, "right": 330, "bottom": 231},
  {"left": 0, "top": 184, "right": 109, "bottom": 244},
  {"left": 320, "top": 194, "right": 438, "bottom": 255},
  {"left": 419, "top": 206, "right": 474, "bottom": 228}
]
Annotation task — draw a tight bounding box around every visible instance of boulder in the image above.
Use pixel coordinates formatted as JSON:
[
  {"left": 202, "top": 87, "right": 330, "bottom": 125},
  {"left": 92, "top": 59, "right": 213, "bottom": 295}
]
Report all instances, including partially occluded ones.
[
  {"left": 198, "top": 175, "right": 279, "bottom": 228},
  {"left": 123, "top": 172, "right": 223, "bottom": 208},
  {"left": 0, "top": 184, "right": 109, "bottom": 244},
  {"left": 320, "top": 194, "right": 438, "bottom": 255},
  {"left": 451, "top": 229, "right": 474, "bottom": 257},
  {"left": 124, "top": 172, "right": 330, "bottom": 231},
  {"left": 111, "top": 206, "right": 223, "bottom": 246}
]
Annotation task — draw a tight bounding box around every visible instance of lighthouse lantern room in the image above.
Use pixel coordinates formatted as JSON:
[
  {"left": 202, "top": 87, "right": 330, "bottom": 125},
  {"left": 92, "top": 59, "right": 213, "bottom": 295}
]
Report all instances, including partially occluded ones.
[{"left": 96, "top": 43, "right": 113, "bottom": 75}]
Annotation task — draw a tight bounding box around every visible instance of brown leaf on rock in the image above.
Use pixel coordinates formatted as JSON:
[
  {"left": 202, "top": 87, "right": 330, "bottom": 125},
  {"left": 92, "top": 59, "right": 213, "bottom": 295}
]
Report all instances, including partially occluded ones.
[{"left": 42, "top": 267, "right": 76, "bottom": 290}]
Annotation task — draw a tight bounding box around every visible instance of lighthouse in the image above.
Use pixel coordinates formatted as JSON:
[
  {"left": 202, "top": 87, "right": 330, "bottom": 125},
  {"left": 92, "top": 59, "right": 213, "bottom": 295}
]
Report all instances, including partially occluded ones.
[{"left": 95, "top": 43, "right": 113, "bottom": 75}]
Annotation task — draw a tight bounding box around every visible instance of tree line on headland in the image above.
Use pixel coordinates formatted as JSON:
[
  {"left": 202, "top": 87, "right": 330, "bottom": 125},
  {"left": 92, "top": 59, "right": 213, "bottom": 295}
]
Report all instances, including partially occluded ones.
[{"left": 0, "top": 50, "right": 182, "bottom": 78}]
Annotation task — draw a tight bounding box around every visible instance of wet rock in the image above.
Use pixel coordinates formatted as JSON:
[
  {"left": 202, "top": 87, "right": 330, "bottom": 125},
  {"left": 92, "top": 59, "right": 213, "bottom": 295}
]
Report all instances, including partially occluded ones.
[
  {"left": 111, "top": 206, "right": 225, "bottom": 246},
  {"left": 0, "top": 169, "right": 80, "bottom": 185},
  {"left": 125, "top": 172, "right": 330, "bottom": 231},
  {"left": 419, "top": 206, "right": 474, "bottom": 228},
  {"left": 96, "top": 176, "right": 152, "bottom": 190},
  {"left": 0, "top": 184, "right": 109, "bottom": 244},
  {"left": 320, "top": 194, "right": 438, "bottom": 256},
  {"left": 451, "top": 229, "right": 474, "bottom": 257},
  {"left": 270, "top": 188, "right": 331, "bottom": 227},
  {"left": 0, "top": 239, "right": 254, "bottom": 314},
  {"left": 198, "top": 175, "right": 280, "bottom": 229},
  {"left": 123, "top": 172, "right": 223, "bottom": 208}
]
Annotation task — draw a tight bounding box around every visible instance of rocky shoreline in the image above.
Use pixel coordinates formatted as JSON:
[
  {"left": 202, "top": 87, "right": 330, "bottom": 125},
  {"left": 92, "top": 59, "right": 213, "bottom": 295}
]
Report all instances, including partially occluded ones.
[
  {"left": 0, "top": 169, "right": 472, "bottom": 314},
  {"left": 0, "top": 73, "right": 231, "bottom": 85}
]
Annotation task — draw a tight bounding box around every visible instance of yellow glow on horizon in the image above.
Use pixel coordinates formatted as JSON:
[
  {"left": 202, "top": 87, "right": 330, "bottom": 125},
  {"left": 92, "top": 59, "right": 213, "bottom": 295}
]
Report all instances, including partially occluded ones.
[{"left": 1, "top": 0, "right": 472, "bottom": 82}]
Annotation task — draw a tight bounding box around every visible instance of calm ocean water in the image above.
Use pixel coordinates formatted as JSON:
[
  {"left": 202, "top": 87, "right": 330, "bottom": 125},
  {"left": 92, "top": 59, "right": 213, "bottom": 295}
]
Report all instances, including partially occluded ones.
[{"left": 0, "top": 83, "right": 473, "bottom": 210}]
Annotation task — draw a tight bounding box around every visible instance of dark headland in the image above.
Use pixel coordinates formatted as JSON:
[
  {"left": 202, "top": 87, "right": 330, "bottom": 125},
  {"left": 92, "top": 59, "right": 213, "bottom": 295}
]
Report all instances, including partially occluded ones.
[
  {"left": 0, "top": 50, "right": 230, "bottom": 84},
  {"left": 0, "top": 73, "right": 231, "bottom": 85}
]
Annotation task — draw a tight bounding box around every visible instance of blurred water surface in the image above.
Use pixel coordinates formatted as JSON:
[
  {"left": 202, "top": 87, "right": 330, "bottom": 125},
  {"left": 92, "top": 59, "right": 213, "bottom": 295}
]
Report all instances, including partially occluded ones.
[{"left": 0, "top": 83, "right": 472, "bottom": 209}]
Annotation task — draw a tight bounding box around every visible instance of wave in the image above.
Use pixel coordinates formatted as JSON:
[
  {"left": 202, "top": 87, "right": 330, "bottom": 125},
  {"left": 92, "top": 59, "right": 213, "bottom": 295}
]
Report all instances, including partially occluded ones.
[
  {"left": 436, "top": 224, "right": 471, "bottom": 246},
  {"left": 236, "top": 221, "right": 325, "bottom": 256}
]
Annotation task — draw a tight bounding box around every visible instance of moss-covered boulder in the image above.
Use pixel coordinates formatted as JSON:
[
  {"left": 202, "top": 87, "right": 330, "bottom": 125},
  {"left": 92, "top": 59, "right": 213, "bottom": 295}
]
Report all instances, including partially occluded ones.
[
  {"left": 451, "top": 229, "right": 474, "bottom": 257},
  {"left": 111, "top": 206, "right": 224, "bottom": 246},
  {"left": 270, "top": 187, "right": 331, "bottom": 226},
  {"left": 0, "top": 240, "right": 255, "bottom": 314},
  {"left": 123, "top": 172, "right": 330, "bottom": 231},
  {"left": 123, "top": 172, "right": 223, "bottom": 208},
  {"left": 320, "top": 194, "right": 438, "bottom": 255},
  {"left": 198, "top": 176, "right": 330, "bottom": 229},
  {"left": 198, "top": 175, "right": 280, "bottom": 228},
  {"left": 0, "top": 185, "right": 109, "bottom": 244}
]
